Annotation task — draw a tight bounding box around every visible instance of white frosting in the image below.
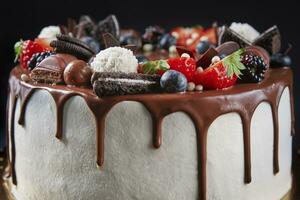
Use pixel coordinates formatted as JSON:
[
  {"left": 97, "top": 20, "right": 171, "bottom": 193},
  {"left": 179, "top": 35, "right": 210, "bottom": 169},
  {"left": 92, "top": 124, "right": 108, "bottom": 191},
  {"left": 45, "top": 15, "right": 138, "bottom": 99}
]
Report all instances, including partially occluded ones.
[
  {"left": 8, "top": 88, "right": 292, "bottom": 200},
  {"left": 90, "top": 47, "right": 138, "bottom": 73},
  {"left": 230, "top": 22, "right": 260, "bottom": 42},
  {"left": 38, "top": 26, "right": 61, "bottom": 42},
  {"left": 96, "top": 77, "right": 157, "bottom": 85}
]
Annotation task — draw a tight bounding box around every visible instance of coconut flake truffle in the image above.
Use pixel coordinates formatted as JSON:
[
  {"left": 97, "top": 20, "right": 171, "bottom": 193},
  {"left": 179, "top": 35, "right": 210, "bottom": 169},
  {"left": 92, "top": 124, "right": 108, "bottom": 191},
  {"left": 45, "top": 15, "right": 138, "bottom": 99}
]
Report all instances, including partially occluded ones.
[
  {"left": 38, "top": 26, "right": 61, "bottom": 41},
  {"left": 230, "top": 22, "right": 260, "bottom": 42},
  {"left": 90, "top": 47, "right": 138, "bottom": 73}
]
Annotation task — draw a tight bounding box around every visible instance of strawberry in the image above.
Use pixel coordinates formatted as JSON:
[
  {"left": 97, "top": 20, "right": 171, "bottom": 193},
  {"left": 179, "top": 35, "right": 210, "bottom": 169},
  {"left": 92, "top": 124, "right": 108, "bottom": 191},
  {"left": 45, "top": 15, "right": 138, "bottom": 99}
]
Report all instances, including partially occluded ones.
[
  {"left": 15, "top": 39, "right": 51, "bottom": 70},
  {"left": 167, "top": 56, "right": 196, "bottom": 82},
  {"left": 194, "top": 49, "right": 246, "bottom": 90}
]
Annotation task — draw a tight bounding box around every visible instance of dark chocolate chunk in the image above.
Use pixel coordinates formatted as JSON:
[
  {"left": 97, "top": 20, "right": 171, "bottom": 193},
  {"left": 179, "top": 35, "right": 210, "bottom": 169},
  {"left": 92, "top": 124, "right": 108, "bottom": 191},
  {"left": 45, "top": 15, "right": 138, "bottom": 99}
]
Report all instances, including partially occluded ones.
[
  {"left": 252, "top": 26, "right": 281, "bottom": 54},
  {"left": 196, "top": 47, "right": 218, "bottom": 68},
  {"left": 95, "top": 15, "right": 120, "bottom": 47},
  {"left": 216, "top": 41, "right": 240, "bottom": 56},
  {"left": 91, "top": 72, "right": 161, "bottom": 96},
  {"left": 218, "top": 26, "right": 252, "bottom": 47},
  {"left": 176, "top": 46, "right": 195, "bottom": 58}
]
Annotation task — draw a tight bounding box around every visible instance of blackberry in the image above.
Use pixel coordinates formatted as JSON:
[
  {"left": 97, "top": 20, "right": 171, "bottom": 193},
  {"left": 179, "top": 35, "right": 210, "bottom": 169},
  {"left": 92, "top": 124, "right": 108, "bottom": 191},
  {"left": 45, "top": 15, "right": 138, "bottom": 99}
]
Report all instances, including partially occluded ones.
[
  {"left": 28, "top": 51, "right": 55, "bottom": 70},
  {"left": 240, "top": 54, "right": 267, "bottom": 83}
]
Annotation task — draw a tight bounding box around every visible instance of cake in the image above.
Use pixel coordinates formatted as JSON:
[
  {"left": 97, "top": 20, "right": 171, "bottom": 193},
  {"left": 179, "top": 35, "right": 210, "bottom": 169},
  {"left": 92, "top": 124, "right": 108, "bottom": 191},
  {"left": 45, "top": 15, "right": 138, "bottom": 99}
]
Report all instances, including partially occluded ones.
[{"left": 3, "top": 15, "right": 294, "bottom": 200}]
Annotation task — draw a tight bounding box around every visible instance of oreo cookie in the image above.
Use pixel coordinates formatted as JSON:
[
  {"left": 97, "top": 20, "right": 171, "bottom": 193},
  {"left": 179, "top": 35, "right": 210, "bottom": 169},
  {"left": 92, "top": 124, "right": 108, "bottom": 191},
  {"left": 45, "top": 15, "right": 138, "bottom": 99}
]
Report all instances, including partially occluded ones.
[
  {"left": 91, "top": 72, "right": 161, "bottom": 96},
  {"left": 253, "top": 26, "right": 281, "bottom": 54},
  {"left": 218, "top": 26, "right": 252, "bottom": 47},
  {"left": 50, "top": 34, "right": 95, "bottom": 61}
]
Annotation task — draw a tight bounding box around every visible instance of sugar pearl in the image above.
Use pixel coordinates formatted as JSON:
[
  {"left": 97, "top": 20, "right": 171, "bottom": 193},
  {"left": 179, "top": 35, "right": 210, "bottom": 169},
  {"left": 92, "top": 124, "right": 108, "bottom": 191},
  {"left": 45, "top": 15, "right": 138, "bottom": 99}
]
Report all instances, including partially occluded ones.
[
  {"left": 187, "top": 82, "right": 196, "bottom": 91},
  {"left": 200, "top": 36, "right": 209, "bottom": 41},
  {"left": 195, "top": 84, "right": 204, "bottom": 91},
  {"left": 191, "top": 32, "right": 199, "bottom": 39},
  {"left": 181, "top": 53, "right": 190, "bottom": 58},
  {"left": 21, "top": 74, "right": 30, "bottom": 82},
  {"left": 171, "top": 32, "right": 179, "bottom": 39},
  {"left": 211, "top": 56, "right": 221, "bottom": 63},
  {"left": 143, "top": 44, "right": 153, "bottom": 52},
  {"left": 169, "top": 45, "right": 177, "bottom": 54},
  {"left": 197, "top": 67, "right": 204, "bottom": 73},
  {"left": 186, "top": 38, "right": 193, "bottom": 46}
]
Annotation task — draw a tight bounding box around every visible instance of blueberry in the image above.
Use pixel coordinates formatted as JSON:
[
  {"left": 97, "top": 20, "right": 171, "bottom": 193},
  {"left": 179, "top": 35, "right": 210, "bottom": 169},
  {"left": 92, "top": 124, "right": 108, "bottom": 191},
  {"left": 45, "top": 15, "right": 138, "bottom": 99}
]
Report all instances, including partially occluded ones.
[
  {"left": 270, "top": 53, "right": 292, "bottom": 68},
  {"left": 81, "top": 36, "right": 101, "bottom": 53},
  {"left": 196, "top": 41, "right": 210, "bottom": 54},
  {"left": 120, "top": 35, "right": 139, "bottom": 46},
  {"left": 136, "top": 55, "right": 149, "bottom": 64},
  {"left": 160, "top": 70, "right": 187, "bottom": 93},
  {"left": 158, "top": 34, "right": 177, "bottom": 50}
]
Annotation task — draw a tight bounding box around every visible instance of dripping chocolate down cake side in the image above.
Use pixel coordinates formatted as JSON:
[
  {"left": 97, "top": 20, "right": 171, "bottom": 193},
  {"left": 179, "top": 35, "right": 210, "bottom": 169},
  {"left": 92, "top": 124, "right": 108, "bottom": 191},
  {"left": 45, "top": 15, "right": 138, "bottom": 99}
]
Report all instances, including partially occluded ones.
[{"left": 3, "top": 16, "right": 295, "bottom": 200}]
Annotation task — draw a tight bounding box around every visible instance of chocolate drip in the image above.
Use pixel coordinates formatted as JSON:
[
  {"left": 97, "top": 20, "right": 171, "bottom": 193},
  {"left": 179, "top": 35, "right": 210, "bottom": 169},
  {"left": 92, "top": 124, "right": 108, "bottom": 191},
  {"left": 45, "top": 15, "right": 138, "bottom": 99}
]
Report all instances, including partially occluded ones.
[
  {"left": 10, "top": 94, "right": 18, "bottom": 185},
  {"left": 7, "top": 66, "right": 294, "bottom": 200}
]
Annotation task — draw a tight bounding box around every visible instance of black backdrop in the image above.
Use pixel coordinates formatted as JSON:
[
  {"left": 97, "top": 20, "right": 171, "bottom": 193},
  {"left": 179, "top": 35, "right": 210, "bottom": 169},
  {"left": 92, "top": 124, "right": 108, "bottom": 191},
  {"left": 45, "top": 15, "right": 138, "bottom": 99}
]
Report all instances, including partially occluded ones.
[{"left": 0, "top": 0, "right": 299, "bottom": 148}]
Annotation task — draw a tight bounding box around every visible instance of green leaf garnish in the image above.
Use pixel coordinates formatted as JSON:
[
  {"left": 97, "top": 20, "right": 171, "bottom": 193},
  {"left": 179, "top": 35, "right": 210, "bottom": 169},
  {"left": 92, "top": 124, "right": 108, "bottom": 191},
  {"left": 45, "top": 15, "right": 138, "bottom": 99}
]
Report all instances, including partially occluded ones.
[
  {"left": 222, "top": 48, "right": 246, "bottom": 78},
  {"left": 14, "top": 40, "right": 23, "bottom": 63},
  {"left": 140, "top": 60, "right": 170, "bottom": 74}
]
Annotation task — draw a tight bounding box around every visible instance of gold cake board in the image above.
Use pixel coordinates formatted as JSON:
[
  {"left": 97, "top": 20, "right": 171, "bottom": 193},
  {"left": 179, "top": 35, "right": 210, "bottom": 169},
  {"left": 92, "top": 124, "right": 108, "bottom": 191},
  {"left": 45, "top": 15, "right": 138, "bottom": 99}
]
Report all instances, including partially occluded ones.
[{"left": 0, "top": 178, "right": 293, "bottom": 200}]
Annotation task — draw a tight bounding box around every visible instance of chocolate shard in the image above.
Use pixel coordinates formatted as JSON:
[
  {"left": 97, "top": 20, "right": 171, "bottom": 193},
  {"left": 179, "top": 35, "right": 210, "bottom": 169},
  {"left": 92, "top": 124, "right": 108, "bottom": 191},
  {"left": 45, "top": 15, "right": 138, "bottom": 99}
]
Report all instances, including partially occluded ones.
[
  {"left": 176, "top": 46, "right": 195, "bottom": 58},
  {"left": 91, "top": 72, "right": 161, "bottom": 97},
  {"left": 30, "top": 54, "right": 76, "bottom": 84},
  {"left": 252, "top": 25, "right": 281, "bottom": 54},
  {"left": 51, "top": 40, "right": 94, "bottom": 62},
  {"left": 96, "top": 15, "right": 120, "bottom": 47},
  {"left": 218, "top": 26, "right": 252, "bottom": 47},
  {"left": 196, "top": 47, "right": 218, "bottom": 68},
  {"left": 56, "top": 34, "right": 95, "bottom": 54},
  {"left": 216, "top": 41, "right": 240, "bottom": 56},
  {"left": 103, "top": 33, "right": 121, "bottom": 48},
  {"left": 79, "top": 15, "right": 96, "bottom": 35}
]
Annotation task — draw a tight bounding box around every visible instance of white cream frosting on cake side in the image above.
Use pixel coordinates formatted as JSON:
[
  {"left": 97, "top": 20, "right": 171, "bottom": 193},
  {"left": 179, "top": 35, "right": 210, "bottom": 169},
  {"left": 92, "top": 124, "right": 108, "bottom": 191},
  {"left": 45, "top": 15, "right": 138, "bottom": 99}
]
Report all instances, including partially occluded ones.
[{"left": 7, "top": 87, "right": 292, "bottom": 200}]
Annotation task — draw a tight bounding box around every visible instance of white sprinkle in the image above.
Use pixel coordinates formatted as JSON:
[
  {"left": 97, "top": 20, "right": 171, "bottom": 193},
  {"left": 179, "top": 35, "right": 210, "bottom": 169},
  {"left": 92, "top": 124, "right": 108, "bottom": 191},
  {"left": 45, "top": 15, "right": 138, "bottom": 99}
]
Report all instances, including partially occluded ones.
[
  {"left": 143, "top": 44, "right": 153, "bottom": 52},
  {"left": 181, "top": 53, "right": 190, "bottom": 58},
  {"left": 171, "top": 32, "right": 179, "bottom": 39},
  {"left": 195, "top": 84, "right": 204, "bottom": 91},
  {"left": 211, "top": 56, "right": 221, "bottom": 64},
  {"left": 169, "top": 45, "right": 177, "bottom": 54},
  {"left": 186, "top": 38, "right": 193, "bottom": 45},
  {"left": 21, "top": 74, "right": 30, "bottom": 82},
  {"left": 200, "top": 36, "right": 209, "bottom": 42},
  {"left": 191, "top": 32, "right": 199, "bottom": 39},
  {"left": 187, "top": 82, "right": 196, "bottom": 91},
  {"left": 197, "top": 67, "right": 204, "bottom": 73}
]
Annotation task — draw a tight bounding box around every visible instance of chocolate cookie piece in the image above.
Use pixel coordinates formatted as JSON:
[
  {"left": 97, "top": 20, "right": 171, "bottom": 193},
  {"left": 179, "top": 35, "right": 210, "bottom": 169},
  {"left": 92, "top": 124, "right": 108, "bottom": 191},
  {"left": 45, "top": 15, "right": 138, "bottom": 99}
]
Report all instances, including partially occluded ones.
[
  {"left": 252, "top": 26, "right": 281, "bottom": 54},
  {"left": 218, "top": 26, "right": 252, "bottom": 47},
  {"left": 51, "top": 34, "right": 95, "bottom": 61},
  {"left": 30, "top": 54, "right": 77, "bottom": 84},
  {"left": 91, "top": 72, "right": 161, "bottom": 96}
]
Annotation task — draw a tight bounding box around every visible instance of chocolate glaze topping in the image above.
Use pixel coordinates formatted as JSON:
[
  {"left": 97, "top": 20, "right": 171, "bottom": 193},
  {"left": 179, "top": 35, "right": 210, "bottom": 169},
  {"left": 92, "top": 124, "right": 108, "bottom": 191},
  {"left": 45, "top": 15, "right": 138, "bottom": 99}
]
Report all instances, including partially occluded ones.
[{"left": 7, "top": 66, "right": 294, "bottom": 200}]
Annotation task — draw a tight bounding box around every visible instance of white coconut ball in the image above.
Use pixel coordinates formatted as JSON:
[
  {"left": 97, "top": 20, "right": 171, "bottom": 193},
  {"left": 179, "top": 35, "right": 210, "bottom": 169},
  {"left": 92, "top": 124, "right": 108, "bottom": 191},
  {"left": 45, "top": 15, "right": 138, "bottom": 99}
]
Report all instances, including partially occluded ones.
[{"left": 90, "top": 47, "right": 138, "bottom": 73}]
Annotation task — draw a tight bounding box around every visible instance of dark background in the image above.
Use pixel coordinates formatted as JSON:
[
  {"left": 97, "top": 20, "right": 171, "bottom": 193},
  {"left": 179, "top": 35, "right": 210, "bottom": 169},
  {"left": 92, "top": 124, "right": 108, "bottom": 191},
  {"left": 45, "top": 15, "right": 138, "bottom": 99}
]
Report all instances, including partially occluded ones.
[{"left": 0, "top": 0, "right": 299, "bottom": 149}]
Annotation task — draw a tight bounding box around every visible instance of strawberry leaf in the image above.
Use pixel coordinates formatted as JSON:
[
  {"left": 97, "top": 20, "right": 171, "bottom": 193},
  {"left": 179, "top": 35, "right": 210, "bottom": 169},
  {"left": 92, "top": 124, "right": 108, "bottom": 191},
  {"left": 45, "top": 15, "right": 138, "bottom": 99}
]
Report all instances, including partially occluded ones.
[
  {"left": 14, "top": 40, "right": 23, "bottom": 63},
  {"left": 140, "top": 60, "right": 170, "bottom": 74},
  {"left": 222, "top": 48, "right": 246, "bottom": 78}
]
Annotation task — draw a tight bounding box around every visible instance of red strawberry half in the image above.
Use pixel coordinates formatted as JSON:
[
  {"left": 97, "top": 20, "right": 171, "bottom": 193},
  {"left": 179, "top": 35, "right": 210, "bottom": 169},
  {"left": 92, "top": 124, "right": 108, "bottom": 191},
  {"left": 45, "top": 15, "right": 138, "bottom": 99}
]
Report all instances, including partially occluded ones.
[
  {"left": 15, "top": 39, "right": 51, "bottom": 70},
  {"left": 194, "top": 49, "right": 245, "bottom": 90},
  {"left": 167, "top": 56, "right": 196, "bottom": 82}
]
